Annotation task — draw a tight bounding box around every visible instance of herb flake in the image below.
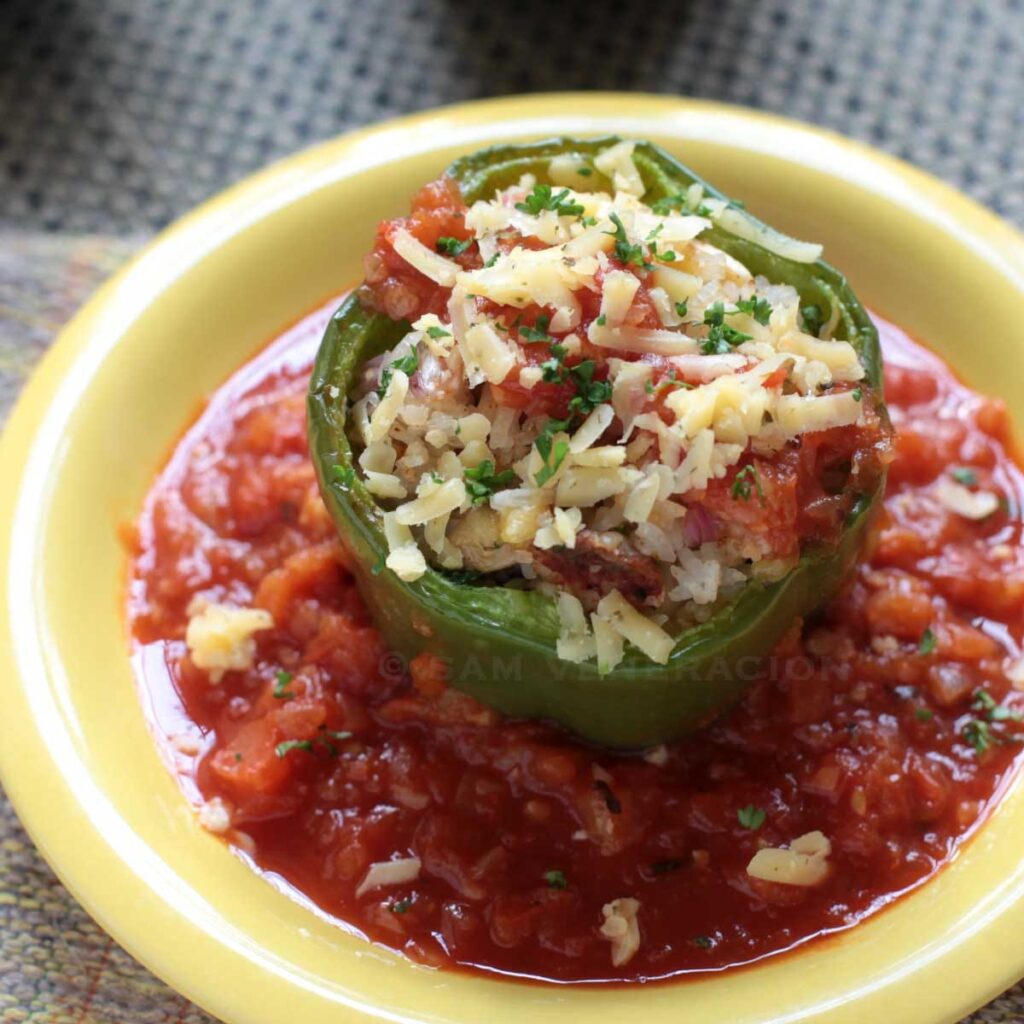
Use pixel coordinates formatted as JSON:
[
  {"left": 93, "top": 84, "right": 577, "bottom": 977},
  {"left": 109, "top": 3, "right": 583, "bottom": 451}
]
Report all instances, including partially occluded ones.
[
  {"left": 275, "top": 739, "right": 314, "bottom": 758},
  {"left": 436, "top": 236, "right": 472, "bottom": 256},
  {"left": 463, "top": 459, "right": 516, "bottom": 505},
  {"left": 737, "top": 805, "right": 766, "bottom": 830},
  {"left": 515, "top": 184, "right": 584, "bottom": 218},
  {"left": 918, "top": 628, "right": 936, "bottom": 655},
  {"left": 379, "top": 349, "right": 419, "bottom": 395},
  {"left": 273, "top": 670, "right": 296, "bottom": 700},
  {"left": 519, "top": 315, "right": 551, "bottom": 344},
  {"left": 731, "top": 464, "right": 765, "bottom": 504},
  {"left": 605, "top": 211, "right": 650, "bottom": 270}
]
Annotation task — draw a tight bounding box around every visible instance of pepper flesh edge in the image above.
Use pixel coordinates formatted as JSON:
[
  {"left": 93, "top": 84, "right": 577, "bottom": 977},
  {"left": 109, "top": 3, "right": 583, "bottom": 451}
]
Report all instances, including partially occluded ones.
[{"left": 307, "top": 137, "right": 888, "bottom": 749}]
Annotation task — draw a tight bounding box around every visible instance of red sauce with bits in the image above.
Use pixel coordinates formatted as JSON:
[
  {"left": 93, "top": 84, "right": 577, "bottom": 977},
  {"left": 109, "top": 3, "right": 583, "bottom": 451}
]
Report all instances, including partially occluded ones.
[{"left": 127, "top": 299, "right": 1024, "bottom": 983}]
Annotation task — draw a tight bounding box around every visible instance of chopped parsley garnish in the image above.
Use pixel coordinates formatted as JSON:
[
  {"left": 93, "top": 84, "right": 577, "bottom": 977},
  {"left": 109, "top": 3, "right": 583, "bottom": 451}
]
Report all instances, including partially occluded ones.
[
  {"left": 918, "top": 628, "right": 936, "bottom": 655},
  {"left": 973, "top": 688, "right": 1023, "bottom": 723},
  {"left": 540, "top": 340, "right": 570, "bottom": 383},
  {"left": 595, "top": 313, "right": 607, "bottom": 326},
  {"left": 483, "top": 252, "right": 500, "bottom": 268},
  {"left": 538, "top": 345, "right": 612, "bottom": 418},
  {"left": 800, "top": 304, "right": 825, "bottom": 337},
  {"left": 645, "top": 369, "right": 693, "bottom": 397},
  {"left": 463, "top": 459, "right": 516, "bottom": 505},
  {"left": 735, "top": 295, "right": 773, "bottom": 325},
  {"left": 273, "top": 670, "right": 296, "bottom": 700},
  {"left": 567, "top": 360, "right": 612, "bottom": 416},
  {"left": 962, "top": 719, "right": 992, "bottom": 755},
  {"left": 915, "top": 708, "right": 935, "bottom": 722},
  {"left": 331, "top": 464, "right": 355, "bottom": 486},
  {"left": 851, "top": 388, "right": 863, "bottom": 402},
  {"left": 962, "top": 690, "right": 1023, "bottom": 755},
  {"left": 605, "top": 211, "right": 651, "bottom": 269},
  {"left": 577, "top": 166, "right": 593, "bottom": 176},
  {"left": 691, "top": 935, "right": 714, "bottom": 950},
  {"left": 436, "top": 236, "right": 472, "bottom": 256},
  {"left": 514, "top": 184, "right": 584, "bottom": 218},
  {"left": 275, "top": 739, "right": 314, "bottom": 757},
  {"left": 951, "top": 466, "right": 978, "bottom": 487},
  {"left": 425, "top": 325, "right": 451, "bottom": 340},
  {"left": 371, "top": 555, "right": 386, "bottom": 576},
  {"left": 519, "top": 314, "right": 552, "bottom": 343},
  {"left": 540, "top": 356, "right": 563, "bottom": 383},
  {"left": 581, "top": 215, "right": 597, "bottom": 227},
  {"left": 321, "top": 728, "right": 354, "bottom": 742},
  {"left": 701, "top": 302, "right": 754, "bottom": 354},
  {"left": 730, "top": 464, "right": 765, "bottom": 503},
  {"left": 313, "top": 726, "right": 353, "bottom": 758},
  {"left": 379, "top": 349, "right": 419, "bottom": 394},
  {"left": 543, "top": 869, "right": 568, "bottom": 890},
  {"left": 391, "top": 897, "right": 413, "bottom": 914},
  {"left": 534, "top": 418, "right": 572, "bottom": 486},
  {"left": 535, "top": 440, "right": 570, "bottom": 487},
  {"left": 674, "top": 298, "right": 689, "bottom": 318},
  {"left": 737, "top": 805, "right": 766, "bottom": 830},
  {"left": 234, "top": 752, "right": 243, "bottom": 762}
]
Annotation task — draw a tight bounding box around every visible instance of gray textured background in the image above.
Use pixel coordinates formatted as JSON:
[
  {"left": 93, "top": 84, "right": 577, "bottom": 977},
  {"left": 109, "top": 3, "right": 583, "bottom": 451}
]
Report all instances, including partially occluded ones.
[
  {"left": 0, "top": 0, "right": 1022, "bottom": 233},
  {"left": 1, "top": 1, "right": 1023, "bottom": 1022}
]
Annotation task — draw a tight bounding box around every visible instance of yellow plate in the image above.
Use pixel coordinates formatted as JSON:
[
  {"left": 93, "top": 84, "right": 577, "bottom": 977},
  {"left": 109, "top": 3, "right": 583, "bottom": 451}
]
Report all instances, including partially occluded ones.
[{"left": 2, "top": 94, "right": 1024, "bottom": 1024}]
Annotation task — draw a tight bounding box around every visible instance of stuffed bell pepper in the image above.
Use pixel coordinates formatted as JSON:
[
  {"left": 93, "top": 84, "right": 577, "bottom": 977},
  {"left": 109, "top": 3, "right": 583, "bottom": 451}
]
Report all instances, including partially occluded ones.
[{"left": 308, "top": 137, "right": 892, "bottom": 748}]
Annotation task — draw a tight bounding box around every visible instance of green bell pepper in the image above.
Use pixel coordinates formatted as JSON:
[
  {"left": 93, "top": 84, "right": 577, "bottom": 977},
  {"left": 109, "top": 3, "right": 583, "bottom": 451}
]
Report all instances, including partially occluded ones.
[{"left": 308, "top": 137, "right": 887, "bottom": 749}]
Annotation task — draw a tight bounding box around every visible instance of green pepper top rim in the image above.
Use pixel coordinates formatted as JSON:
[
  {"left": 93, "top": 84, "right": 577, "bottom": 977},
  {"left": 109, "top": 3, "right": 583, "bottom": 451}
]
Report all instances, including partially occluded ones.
[{"left": 307, "top": 135, "right": 888, "bottom": 744}]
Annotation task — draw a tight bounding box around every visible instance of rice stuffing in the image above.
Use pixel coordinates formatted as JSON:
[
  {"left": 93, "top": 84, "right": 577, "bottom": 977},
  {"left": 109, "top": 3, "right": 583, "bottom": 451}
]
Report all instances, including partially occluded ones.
[{"left": 349, "top": 144, "right": 885, "bottom": 672}]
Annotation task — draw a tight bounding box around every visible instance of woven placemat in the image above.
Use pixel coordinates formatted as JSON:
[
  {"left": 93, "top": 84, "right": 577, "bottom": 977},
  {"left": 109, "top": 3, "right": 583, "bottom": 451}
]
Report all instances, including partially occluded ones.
[
  {"left": 1, "top": 220, "right": 1023, "bottom": 1021},
  {"left": 0, "top": 0, "right": 1022, "bottom": 233}
]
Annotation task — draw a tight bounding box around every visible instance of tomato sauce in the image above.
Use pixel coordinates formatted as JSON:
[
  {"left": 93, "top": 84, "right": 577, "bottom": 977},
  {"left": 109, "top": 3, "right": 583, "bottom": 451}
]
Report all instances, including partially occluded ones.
[{"left": 126, "top": 298, "right": 1024, "bottom": 983}]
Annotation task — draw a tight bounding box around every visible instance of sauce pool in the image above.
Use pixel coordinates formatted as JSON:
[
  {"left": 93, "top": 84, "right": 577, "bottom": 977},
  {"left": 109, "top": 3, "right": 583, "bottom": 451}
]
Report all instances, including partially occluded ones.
[{"left": 127, "top": 299, "right": 1024, "bottom": 983}]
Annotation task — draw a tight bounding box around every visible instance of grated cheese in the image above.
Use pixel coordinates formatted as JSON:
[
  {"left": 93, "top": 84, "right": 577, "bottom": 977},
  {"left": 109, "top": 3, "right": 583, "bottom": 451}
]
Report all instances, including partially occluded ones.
[
  {"left": 594, "top": 140, "right": 645, "bottom": 196},
  {"left": 355, "top": 856, "right": 422, "bottom": 898},
  {"left": 197, "top": 796, "right": 233, "bottom": 834},
  {"left": 934, "top": 477, "right": 1000, "bottom": 520},
  {"left": 596, "top": 590, "right": 675, "bottom": 664},
  {"left": 392, "top": 228, "right": 461, "bottom": 285},
  {"left": 395, "top": 478, "right": 467, "bottom": 526},
  {"left": 747, "top": 830, "right": 832, "bottom": 886},
  {"left": 600, "top": 897, "right": 641, "bottom": 966},
  {"left": 369, "top": 370, "right": 410, "bottom": 442},
  {"left": 185, "top": 599, "right": 274, "bottom": 683}
]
